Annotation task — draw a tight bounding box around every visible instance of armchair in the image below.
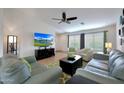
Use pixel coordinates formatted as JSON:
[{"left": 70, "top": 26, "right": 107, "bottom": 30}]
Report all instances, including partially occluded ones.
[{"left": 76, "top": 48, "right": 94, "bottom": 62}]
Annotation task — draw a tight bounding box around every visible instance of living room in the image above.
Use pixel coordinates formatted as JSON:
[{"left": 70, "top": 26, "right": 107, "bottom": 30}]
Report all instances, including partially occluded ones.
[{"left": 0, "top": 8, "right": 124, "bottom": 84}]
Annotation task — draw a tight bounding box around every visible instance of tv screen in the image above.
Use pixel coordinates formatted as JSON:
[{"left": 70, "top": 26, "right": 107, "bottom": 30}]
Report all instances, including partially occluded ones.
[{"left": 34, "top": 33, "right": 54, "bottom": 47}]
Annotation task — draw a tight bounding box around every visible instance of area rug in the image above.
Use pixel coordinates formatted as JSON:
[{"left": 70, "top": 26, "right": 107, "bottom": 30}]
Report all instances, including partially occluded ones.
[
  {"left": 46, "top": 61, "right": 87, "bottom": 68},
  {"left": 46, "top": 61, "right": 87, "bottom": 84},
  {"left": 46, "top": 61, "right": 59, "bottom": 68}
]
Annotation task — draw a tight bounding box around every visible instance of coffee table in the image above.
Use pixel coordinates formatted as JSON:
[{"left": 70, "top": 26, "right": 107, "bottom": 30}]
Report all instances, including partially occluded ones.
[{"left": 59, "top": 55, "right": 82, "bottom": 76}]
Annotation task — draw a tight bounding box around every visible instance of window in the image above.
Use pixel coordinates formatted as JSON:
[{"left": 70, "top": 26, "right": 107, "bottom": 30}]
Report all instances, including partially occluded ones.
[
  {"left": 69, "top": 35, "right": 80, "bottom": 49},
  {"left": 85, "top": 32, "right": 104, "bottom": 52}
]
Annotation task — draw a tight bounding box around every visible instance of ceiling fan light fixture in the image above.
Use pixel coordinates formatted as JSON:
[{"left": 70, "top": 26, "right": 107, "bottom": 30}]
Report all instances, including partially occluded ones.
[{"left": 52, "top": 12, "right": 77, "bottom": 24}]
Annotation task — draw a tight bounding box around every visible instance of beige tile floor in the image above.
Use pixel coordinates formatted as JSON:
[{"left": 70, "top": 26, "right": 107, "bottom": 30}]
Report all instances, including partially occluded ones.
[
  {"left": 38, "top": 52, "right": 87, "bottom": 68},
  {"left": 38, "top": 52, "right": 67, "bottom": 65}
]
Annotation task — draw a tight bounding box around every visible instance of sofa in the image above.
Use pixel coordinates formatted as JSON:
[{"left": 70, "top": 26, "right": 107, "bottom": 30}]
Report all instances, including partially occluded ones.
[
  {"left": 76, "top": 48, "right": 94, "bottom": 62},
  {"left": 0, "top": 54, "right": 62, "bottom": 84},
  {"left": 69, "top": 49, "right": 124, "bottom": 84}
]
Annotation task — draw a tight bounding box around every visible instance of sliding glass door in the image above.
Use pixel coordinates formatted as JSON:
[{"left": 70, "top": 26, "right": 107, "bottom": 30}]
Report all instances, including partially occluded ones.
[
  {"left": 85, "top": 32, "right": 104, "bottom": 52},
  {"left": 68, "top": 32, "right": 105, "bottom": 52},
  {"left": 69, "top": 35, "right": 80, "bottom": 50}
]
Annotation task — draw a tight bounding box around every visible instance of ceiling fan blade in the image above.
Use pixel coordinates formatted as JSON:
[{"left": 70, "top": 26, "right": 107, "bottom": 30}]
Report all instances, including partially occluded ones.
[
  {"left": 52, "top": 18, "right": 62, "bottom": 20},
  {"left": 58, "top": 21, "right": 63, "bottom": 24},
  {"left": 62, "top": 12, "right": 66, "bottom": 21},
  {"left": 67, "top": 17, "right": 77, "bottom": 21}
]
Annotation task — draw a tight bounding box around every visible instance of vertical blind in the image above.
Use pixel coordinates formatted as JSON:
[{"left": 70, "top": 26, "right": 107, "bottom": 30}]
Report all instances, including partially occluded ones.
[
  {"left": 85, "top": 32, "right": 104, "bottom": 52},
  {"left": 69, "top": 35, "right": 80, "bottom": 49},
  {"left": 68, "top": 32, "right": 106, "bottom": 52}
]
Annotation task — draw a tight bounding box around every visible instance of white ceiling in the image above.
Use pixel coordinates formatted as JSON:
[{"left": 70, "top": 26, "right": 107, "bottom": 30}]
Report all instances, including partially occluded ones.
[{"left": 7, "top": 8, "right": 122, "bottom": 33}]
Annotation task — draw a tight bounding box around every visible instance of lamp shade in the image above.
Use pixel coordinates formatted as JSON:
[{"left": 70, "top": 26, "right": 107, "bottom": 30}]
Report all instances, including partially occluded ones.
[{"left": 105, "top": 42, "right": 112, "bottom": 48}]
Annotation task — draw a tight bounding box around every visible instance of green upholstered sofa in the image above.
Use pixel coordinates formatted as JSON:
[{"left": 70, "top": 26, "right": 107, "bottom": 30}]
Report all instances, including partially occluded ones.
[
  {"left": 0, "top": 55, "right": 62, "bottom": 84},
  {"left": 74, "top": 49, "right": 124, "bottom": 84}
]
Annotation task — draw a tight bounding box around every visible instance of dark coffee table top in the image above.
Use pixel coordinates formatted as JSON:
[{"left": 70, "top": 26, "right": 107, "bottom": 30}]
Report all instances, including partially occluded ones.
[{"left": 60, "top": 55, "right": 82, "bottom": 64}]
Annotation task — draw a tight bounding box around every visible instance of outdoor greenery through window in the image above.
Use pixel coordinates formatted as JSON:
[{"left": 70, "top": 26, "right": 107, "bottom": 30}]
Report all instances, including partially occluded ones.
[
  {"left": 85, "top": 32, "right": 104, "bottom": 52},
  {"left": 69, "top": 35, "right": 80, "bottom": 50}
]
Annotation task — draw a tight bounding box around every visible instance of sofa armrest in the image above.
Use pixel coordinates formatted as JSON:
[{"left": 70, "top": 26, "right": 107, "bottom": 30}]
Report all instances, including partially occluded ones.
[
  {"left": 75, "top": 68, "right": 124, "bottom": 84},
  {"left": 93, "top": 53, "right": 109, "bottom": 60},
  {"left": 23, "top": 56, "right": 37, "bottom": 64},
  {"left": 24, "top": 67, "right": 62, "bottom": 84}
]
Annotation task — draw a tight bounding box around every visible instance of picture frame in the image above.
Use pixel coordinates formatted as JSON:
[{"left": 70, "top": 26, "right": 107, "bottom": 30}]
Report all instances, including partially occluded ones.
[
  {"left": 120, "top": 38, "right": 122, "bottom": 45},
  {"left": 122, "top": 18, "right": 124, "bottom": 25},
  {"left": 119, "top": 29, "right": 121, "bottom": 36},
  {"left": 120, "top": 16, "right": 123, "bottom": 25},
  {"left": 120, "top": 15, "right": 124, "bottom": 25},
  {"left": 122, "top": 27, "right": 124, "bottom": 36},
  {"left": 120, "top": 38, "right": 124, "bottom": 45}
]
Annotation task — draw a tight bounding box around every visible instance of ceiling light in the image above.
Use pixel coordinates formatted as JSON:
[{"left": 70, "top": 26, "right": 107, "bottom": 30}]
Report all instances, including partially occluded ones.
[{"left": 80, "top": 22, "right": 84, "bottom": 25}]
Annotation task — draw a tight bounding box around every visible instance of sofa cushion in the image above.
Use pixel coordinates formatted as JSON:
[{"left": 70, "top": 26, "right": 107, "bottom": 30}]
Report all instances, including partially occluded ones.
[
  {"left": 76, "top": 68, "right": 124, "bottom": 84},
  {"left": 87, "top": 59, "right": 108, "bottom": 71},
  {"left": 110, "top": 56, "right": 124, "bottom": 80},
  {"left": 93, "top": 53, "right": 109, "bottom": 61},
  {"left": 84, "top": 65, "right": 109, "bottom": 76},
  {"left": 31, "top": 63, "right": 48, "bottom": 76},
  {"left": 109, "top": 50, "right": 124, "bottom": 71},
  {"left": 25, "top": 67, "right": 62, "bottom": 84},
  {"left": 0, "top": 56, "right": 31, "bottom": 84},
  {"left": 109, "top": 49, "right": 121, "bottom": 57}
]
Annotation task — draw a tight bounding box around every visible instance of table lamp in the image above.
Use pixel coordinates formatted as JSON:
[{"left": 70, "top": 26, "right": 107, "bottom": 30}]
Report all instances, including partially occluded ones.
[{"left": 105, "top": 42, "right": 112, "bottom": 54}]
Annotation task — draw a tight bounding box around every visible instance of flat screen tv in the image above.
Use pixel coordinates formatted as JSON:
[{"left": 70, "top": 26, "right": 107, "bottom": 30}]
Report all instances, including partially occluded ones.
[{"left": 34, "top": 33, "right": 54, "bottom": 47}]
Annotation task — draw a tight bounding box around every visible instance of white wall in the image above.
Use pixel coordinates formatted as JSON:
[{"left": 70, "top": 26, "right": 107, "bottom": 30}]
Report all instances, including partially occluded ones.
[
  {"left": 74, "top": 24, "right": 117, "bottom": 49},
  {"left": 116, "top": 10, "right": 124, "bottom": 52},
  {"left": 55, "top": 33, "right": 68, "bottom": 52},
  {"left": 2, "top": 9, "right": 118, "bottom": 56},
  {"left": 0, "top": 9, "right": 3, "bottom": 57},
  {"left": 56, "top": 24, "right": 117, "bottom": 52},
  {"left": 3, "top": 9, "right": 61, "bottom": 57}
]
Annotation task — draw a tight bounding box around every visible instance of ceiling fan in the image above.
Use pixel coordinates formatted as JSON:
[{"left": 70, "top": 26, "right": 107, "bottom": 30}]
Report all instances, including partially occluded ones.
[{"left": 52, "top": 12, "right": 77, "bottom": 24}]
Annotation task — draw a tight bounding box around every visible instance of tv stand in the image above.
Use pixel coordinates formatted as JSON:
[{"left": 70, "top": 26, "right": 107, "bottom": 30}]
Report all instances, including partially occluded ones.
[{"left": 35, "top": 48, "right": 55, "bottom": 60}]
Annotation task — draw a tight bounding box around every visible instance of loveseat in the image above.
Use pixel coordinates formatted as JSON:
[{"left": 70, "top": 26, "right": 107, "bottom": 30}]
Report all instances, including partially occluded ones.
[
  {"left": 68, "top": 49, "right": 124, "bottom": 84},
  {"left": 0, "top": 55, "right": 62, "bottom": 84}
]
